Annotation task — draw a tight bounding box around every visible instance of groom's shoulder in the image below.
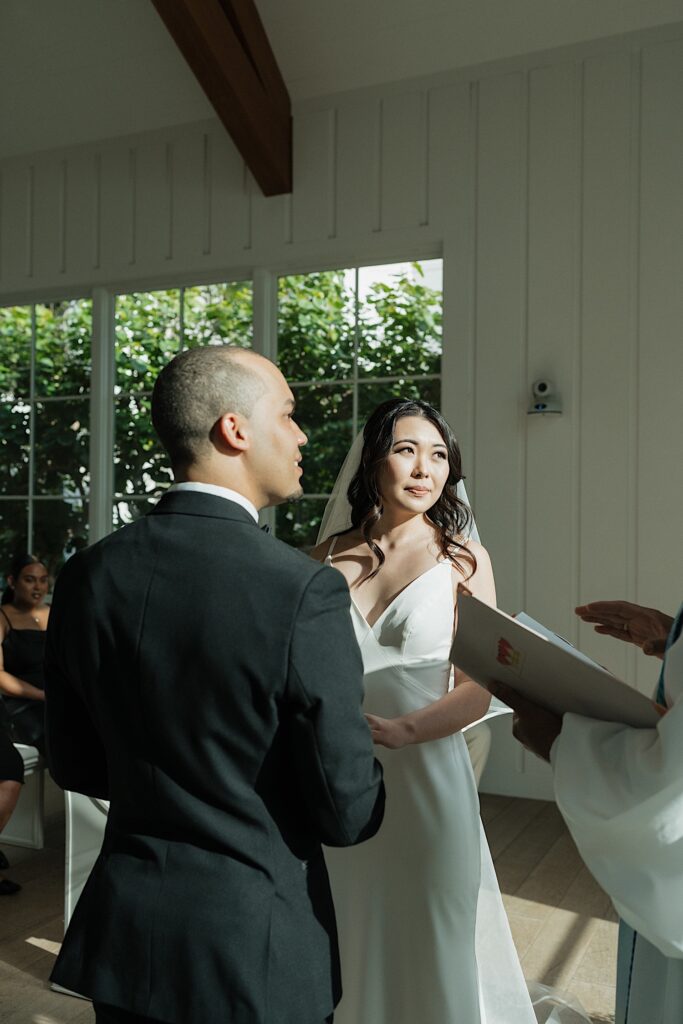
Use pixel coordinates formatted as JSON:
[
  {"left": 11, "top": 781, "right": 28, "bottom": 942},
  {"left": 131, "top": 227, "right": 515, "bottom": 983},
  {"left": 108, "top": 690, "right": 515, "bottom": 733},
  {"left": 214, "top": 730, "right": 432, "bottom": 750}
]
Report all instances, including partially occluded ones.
[
  {"left": 252, "top": 530, "right": 347, "bottom": 596},
  {"left": 264, "top": 531, "right": 328, "bottom": 580}
]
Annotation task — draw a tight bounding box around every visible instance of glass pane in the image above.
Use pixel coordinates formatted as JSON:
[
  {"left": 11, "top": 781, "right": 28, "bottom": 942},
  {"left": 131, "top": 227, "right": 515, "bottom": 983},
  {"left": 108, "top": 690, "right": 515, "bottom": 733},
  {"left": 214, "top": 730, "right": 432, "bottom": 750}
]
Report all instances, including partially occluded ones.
[
  {"left": 115, "top": 290, "right": 181, "bottom": 393},
  {"left": 357, "top": 260, "right": 442, "bottom": 378},
  {"left": 292, "top": 384, "right": 353, "bottom": 496},
  {"left": 35, "top": 299, "right": 92, "bottom": 397},
  {"left": 0, "top": 305, "right": 31, "bottom": 400},
  {"left": 278, "top": 270, "right": 354, "bottom": 383},
  {"left": 0, "top": 399, "right": 30, "bottom": 495},
  {"left": 115, "top": 394, "right": 172, "bottom": 496},
  {"left": 183, "top": 282, "right": 253, "bottom": 348},
  {"left": 112, "top": 496, "right": 160, "bottom": 529},
  {"left": 33, "top": 399, "right": 90, "bottom": 497},
  {"left": 357, "top": 378, "right": 441, "bottom": 426},
  {"left": 276, "top": 498, "right": 328, "bottom": 551},
  {"left": 32, "top": 498, "right": 88, "bottom": 578},
  {"left": 0, "top": 501, "right": 29, "bottom": 588}
]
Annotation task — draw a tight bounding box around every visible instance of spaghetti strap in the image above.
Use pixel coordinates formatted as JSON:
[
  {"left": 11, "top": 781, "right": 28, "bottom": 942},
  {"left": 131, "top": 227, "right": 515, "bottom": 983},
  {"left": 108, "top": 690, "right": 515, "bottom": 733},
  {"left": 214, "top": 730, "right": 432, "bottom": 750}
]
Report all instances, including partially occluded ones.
[
  {"left": 324, "top": 536, "right": 339, "bottom": 564},
  {"left": 0, "top": 607, "right": 12, "bottom": 631}
]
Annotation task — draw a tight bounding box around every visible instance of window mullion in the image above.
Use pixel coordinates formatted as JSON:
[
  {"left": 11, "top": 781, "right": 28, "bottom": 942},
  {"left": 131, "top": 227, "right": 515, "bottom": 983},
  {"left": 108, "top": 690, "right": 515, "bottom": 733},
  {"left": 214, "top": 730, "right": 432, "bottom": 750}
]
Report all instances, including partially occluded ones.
[
  {"left": 89, "top": 287, "right": 115, "bottom": 543},
  {"left": 252, "top": 269, "right": 278, "bottom": 533},
  {"left": 252, "top": 269, "right": 278, "bottom": 363},
  {"left": 352, "top": 267, "right": 359, "bottom": 439},
  {"left": 27, "top": 306, "right": 36, "bottom": 551}
]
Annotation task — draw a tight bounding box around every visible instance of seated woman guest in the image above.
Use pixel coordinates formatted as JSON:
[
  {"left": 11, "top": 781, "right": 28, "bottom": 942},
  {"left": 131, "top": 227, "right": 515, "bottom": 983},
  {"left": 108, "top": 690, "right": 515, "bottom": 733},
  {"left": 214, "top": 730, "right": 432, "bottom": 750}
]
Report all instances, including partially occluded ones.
[
  {"left": 0, "top": 730, "right": 23, "bottom": 894},
  {"left": 0, "top": 554, "right": 50, "bottom": 753}
]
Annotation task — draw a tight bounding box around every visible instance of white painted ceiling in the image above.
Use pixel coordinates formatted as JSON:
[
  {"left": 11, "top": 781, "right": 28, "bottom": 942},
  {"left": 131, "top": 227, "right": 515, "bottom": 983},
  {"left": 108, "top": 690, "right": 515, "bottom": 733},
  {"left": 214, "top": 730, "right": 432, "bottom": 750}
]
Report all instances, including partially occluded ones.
[{"left": 1, "top": 0, "right": 682, "bottom": 160}]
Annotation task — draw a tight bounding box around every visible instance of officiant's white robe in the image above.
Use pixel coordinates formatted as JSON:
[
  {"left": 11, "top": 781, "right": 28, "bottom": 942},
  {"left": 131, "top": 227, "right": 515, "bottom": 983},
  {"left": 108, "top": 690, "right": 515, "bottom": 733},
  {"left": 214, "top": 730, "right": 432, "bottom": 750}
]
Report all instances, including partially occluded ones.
[{"left": 551, "top": 617, "right": 683, "bottom": 1024}]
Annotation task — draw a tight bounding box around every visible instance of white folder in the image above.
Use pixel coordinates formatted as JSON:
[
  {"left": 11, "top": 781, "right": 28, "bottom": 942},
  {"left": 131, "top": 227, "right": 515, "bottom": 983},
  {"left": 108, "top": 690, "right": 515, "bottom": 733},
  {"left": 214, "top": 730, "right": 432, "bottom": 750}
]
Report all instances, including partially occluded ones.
[{"left": 450, "top": 590, "right": 661, "bottom": 729}]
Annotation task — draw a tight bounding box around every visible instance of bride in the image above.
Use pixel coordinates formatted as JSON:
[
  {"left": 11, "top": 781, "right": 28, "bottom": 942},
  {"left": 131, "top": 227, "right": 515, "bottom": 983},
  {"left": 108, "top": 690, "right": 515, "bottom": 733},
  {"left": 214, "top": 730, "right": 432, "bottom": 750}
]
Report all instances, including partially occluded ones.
[{"left": 311, "top": 397, "right": 537, "bottom": 1024}]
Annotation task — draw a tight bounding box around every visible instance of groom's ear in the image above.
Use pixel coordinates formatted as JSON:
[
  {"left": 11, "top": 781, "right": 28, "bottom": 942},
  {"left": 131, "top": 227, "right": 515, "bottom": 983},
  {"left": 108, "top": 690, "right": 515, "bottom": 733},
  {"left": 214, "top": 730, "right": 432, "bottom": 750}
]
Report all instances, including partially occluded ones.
[{"left": 214, "top": 412, "right": 250, "bottom": 453}]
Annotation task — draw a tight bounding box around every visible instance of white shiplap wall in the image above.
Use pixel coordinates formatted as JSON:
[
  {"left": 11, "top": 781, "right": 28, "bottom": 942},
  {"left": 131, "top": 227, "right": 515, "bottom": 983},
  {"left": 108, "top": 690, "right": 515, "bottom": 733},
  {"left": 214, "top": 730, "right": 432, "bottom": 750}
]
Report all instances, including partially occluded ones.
[{"left": 2, "top": 26, "right": 682, "bottom": 797}]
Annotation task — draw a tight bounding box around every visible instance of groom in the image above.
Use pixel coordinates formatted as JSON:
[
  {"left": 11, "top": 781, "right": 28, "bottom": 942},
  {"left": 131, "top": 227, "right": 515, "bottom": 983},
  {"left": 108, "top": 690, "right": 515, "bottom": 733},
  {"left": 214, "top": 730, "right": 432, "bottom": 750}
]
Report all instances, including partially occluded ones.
[{"left": 44, "top": 345, "right": 385, "bottom": 1024}]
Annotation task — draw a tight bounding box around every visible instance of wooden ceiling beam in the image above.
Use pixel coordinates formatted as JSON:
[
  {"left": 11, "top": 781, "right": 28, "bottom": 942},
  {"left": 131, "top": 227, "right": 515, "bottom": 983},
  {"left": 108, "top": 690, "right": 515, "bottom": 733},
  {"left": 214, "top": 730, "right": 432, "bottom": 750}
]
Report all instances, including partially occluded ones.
[{"left": 151, "top": 0, "right": 292, "bottom": 196}]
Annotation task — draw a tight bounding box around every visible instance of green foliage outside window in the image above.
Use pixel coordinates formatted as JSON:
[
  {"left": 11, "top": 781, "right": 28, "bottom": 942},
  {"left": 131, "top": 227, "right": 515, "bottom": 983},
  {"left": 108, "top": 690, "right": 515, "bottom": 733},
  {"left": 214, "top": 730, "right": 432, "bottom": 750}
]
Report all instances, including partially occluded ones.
[
  {"left": 276, "top": 263, "right": 442, "bottom": 548},
  {"left": 0, "top": 300, "right": 91, "bottom": 580},
  {"left": 113, "top": 283, "right": 253, "bottom": 524}
]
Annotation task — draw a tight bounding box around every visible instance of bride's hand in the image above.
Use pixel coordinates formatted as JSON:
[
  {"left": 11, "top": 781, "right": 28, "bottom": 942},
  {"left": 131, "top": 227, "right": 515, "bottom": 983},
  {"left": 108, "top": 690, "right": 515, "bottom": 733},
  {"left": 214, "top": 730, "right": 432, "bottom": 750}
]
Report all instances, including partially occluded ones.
[{"left": 365, "top": 713, "right": 413, "bottom": 749}]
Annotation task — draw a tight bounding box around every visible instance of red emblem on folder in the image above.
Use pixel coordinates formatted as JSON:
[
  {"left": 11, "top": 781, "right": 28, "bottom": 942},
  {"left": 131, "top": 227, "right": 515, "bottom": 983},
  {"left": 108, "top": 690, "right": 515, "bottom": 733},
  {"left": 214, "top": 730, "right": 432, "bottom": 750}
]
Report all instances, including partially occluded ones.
[{"left": 496, "top": 637, "right": 523, "bottom": 673}]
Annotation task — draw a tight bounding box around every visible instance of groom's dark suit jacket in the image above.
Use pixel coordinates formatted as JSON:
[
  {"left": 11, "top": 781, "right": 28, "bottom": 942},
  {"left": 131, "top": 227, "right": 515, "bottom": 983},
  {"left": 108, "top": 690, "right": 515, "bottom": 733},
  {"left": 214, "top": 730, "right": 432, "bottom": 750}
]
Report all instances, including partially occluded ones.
[{"left": 45, "top": 490, "right": 384, "bottom": 1024}]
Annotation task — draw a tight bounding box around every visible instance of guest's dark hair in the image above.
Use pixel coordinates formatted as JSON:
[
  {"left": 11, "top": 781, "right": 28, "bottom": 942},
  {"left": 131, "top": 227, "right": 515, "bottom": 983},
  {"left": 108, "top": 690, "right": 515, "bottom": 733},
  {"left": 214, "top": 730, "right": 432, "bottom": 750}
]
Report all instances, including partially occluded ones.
[
  {"left": 347, "top": 399, "right": 477, "bottom": 582},
  {"left": 2, "top": 553, "right": 47, "bottom": 605}
]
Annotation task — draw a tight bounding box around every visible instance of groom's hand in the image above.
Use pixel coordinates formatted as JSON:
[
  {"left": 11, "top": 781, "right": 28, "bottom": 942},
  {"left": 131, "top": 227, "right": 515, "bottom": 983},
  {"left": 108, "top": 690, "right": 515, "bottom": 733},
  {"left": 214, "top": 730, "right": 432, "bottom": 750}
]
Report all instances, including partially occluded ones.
[{"left": 488, "top": 682, "right": 562, "bottom": 763}]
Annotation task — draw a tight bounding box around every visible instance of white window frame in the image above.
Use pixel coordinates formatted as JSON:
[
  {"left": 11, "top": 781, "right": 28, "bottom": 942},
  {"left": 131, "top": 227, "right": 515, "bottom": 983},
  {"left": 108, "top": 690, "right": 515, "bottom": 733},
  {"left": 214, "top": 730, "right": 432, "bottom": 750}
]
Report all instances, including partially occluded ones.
[{"left": 0, "top": 297, "right": 93, "bottom": 557}]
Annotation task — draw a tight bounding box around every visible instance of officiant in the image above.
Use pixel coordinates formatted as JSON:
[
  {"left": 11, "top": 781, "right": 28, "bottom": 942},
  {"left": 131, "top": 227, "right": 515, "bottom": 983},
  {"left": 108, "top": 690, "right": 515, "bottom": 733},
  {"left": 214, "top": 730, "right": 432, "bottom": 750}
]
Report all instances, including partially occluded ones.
[{"left": 490, "top": 598, "right": 683, "bottom": 1024}]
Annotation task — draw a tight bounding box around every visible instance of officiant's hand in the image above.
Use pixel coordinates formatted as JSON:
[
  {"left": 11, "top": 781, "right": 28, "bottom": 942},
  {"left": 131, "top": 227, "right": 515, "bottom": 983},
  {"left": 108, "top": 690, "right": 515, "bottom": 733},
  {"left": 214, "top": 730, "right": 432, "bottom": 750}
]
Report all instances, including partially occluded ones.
[
  {"left": 488, "top": 682, "right": 562, "bottom": 762},
  {"left": 575, "top": 601, "right": 673, "bottom": 658},
  {"left": 365, "top": 713, "right": 412, "bottom": 749}
]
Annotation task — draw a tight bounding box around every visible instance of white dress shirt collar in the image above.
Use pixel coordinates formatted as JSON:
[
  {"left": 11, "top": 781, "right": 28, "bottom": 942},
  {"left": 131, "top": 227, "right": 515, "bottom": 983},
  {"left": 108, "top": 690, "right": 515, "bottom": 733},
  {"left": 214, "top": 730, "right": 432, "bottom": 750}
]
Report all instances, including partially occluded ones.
[{"left": 170, "top": 482, "right": 259, "bottom": 523}]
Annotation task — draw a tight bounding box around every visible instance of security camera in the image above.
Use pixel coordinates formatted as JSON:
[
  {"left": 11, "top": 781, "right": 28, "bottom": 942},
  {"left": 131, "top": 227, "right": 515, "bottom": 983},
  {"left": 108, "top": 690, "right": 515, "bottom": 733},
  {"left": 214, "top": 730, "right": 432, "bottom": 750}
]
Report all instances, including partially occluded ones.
[
  {"left": 532, "top": 380, "right": 551, "bottom": 398},
  {"left": 528, "top": 379, "right": 562, "bottom": 415}
]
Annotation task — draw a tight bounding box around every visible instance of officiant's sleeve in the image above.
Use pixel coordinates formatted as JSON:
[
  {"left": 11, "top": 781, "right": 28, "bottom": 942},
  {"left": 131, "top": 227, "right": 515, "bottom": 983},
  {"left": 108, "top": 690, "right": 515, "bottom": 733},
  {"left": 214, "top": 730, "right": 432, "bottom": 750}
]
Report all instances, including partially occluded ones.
[
  {"left": 552, "top": 691, "right": 683, "bottom": 958},
  {"left": 44, "top": 555, "right": 109, "bottom": 799},
  {"left": 286, "top": 566, "right": 385, "bottom": 847}
]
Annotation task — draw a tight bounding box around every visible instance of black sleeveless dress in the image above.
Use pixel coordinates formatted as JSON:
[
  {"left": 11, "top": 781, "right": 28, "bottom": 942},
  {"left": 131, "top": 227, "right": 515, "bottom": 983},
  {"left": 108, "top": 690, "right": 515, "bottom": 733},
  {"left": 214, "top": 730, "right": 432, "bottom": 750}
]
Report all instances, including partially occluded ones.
[
  {"left": 0, "top": 725, "right": 23, "bottom": 783},
  {"left": 0, "top": 607, "right": 46, "bottom": 755}
]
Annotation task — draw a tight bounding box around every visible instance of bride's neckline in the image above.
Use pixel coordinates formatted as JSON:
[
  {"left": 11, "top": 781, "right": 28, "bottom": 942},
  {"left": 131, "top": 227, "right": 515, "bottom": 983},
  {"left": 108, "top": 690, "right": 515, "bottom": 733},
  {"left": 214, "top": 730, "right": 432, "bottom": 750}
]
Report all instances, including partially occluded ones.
[{"left": 349, "top": 561, "right": 450, "bottom": 631}]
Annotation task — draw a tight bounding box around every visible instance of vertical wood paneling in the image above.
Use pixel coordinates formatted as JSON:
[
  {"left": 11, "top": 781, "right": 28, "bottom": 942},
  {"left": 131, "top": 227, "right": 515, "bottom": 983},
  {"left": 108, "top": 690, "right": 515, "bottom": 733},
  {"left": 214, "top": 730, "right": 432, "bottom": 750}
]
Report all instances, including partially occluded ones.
[
  {"left": 437, "top": 84, "right": 476, "bottom": 461},
  {"left": 335, "top": 99, "right": 379, "bottom": 238},
  {"left": 578, "top": 52, "right": 635, "bottom": 682},
  {"left": 474, "top": 72, "right": 527, "bottom": 614},
  {"left": 165, "top": 143, "right": 174, "bottom": 261},
  {"left": 25, "top": 165, "right": 35, "bottom": 279},
  {"left": 32, "top": 160, "right": 61, "bottom": 282},
  {"left": 128, "top": 148, "right": 138, "bottom": 266},
  {"left": 380, "top": 92, "right": 425, "bottom": 230},
  {"left": 291, "top": 109, "right": 336, "bottom": 244},
  {"left": 58, "top": 160, "right": 68, "bottom": 274},
  {"left": 93, "top": 154, "right": 102, "bottom": 270},
  {"left": 99, "top": 147, "right": 135, "bottom": 273},
  {"left": 170, "top": 129, "right": 206, "bottom": 265},
  {"left": 210, "top": 130, "right": 250, "bottom": 257},
  {"left": 249, "top": 182, "right": 289, "bottom": 253},
  {"left": 64, "top": 152, "right": 97, "bottom": 277},
  {"left": 638, "top": 38, "right": 683, "bottom": 671},
  {"left": 202, "top": 134, "right": 212, "bottom": 256},
  {"left": 0, "top": 165, "right": 25, "bottom": 288},
  {"left": 134, "top": 140, "right": 171, "bottom": 267},
  {"left": 428, "top": 82, "right": 472, "bottom": 234},
  {"left": 525, "top": 63, "right": 580, "bottom": 639}
]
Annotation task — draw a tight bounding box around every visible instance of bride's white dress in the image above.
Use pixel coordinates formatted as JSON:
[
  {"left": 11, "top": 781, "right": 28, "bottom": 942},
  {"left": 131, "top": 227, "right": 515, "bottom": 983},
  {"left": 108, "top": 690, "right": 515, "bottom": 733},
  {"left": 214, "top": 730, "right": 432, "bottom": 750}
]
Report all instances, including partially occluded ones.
[{"left": 324, "top": 558, "right": 537, "bottom": 1024}]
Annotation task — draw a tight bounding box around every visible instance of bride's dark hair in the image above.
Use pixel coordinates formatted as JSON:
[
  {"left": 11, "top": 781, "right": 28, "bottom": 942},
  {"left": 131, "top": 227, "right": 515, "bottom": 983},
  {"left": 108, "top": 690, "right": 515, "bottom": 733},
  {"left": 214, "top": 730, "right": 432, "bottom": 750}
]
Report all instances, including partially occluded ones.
[{"left": 347, "top": 398, "right": 477, "bottom": 582}]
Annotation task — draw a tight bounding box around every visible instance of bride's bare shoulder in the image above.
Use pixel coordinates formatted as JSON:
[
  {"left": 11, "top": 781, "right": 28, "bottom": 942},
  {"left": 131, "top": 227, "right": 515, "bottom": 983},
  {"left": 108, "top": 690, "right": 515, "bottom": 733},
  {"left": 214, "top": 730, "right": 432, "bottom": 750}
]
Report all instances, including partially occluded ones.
[
  {"left": 458, "top": 537, "right": 489, "bottom": 561},
  {"left": 309, "top": 529, "right": 364, "bottom": 563},
  {"left": 449, "top": 537, "right": 492, "bottom": 581},
  {"left": 450, "top": 538, "right": 495, "bottom": 604}
]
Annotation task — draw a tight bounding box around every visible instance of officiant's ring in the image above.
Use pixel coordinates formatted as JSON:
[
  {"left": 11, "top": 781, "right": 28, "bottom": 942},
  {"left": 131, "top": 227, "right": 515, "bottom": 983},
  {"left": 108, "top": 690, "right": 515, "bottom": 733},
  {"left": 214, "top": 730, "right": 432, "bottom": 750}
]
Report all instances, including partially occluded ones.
[{"left": 623, "top": 621, "right": 629, "bottom": 632}]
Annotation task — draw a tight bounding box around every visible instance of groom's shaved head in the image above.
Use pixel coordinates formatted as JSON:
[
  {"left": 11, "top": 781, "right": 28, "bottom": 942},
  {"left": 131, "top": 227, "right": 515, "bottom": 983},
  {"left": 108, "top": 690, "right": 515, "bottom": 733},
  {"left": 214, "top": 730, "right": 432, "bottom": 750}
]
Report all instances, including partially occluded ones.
[{"left": 152, "top": 345, "right": 268, "bottom": 470}]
